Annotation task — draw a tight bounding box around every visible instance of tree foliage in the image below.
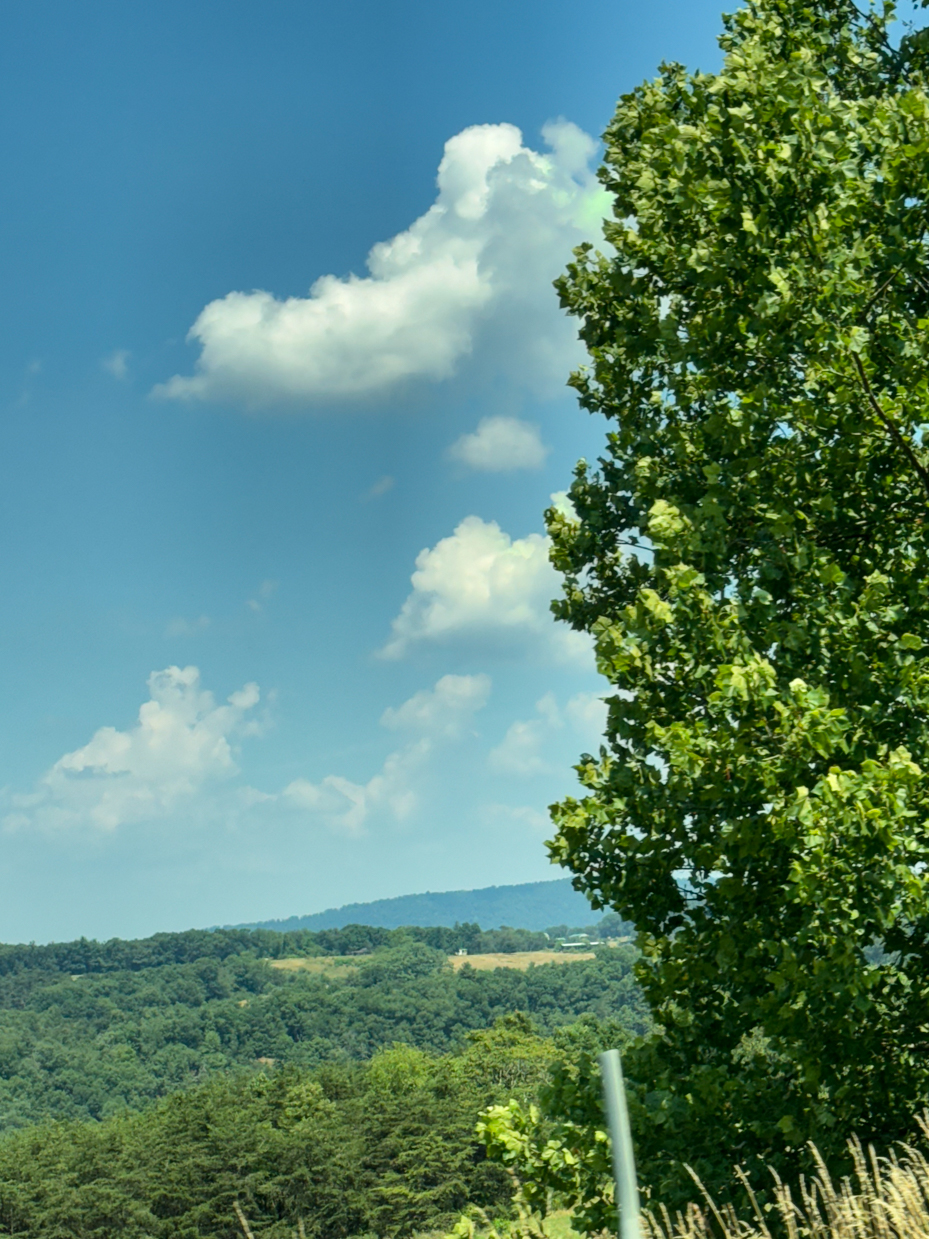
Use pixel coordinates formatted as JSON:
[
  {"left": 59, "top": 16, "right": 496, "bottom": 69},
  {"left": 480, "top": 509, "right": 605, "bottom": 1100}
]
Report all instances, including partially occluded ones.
[
  {"left": 0, "top": 1018, "right": 557, "bottom": 1238},
  {"left": 525, "top": 0, "right": 929, "bottom": 1206},
  {"left": 0, "top": 934, "right": 646, "bottom": 1132}
]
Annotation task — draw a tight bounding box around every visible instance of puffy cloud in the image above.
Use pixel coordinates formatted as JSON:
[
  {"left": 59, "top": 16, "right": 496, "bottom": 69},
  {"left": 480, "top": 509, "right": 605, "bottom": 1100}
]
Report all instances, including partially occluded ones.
[
  {"left": 380, "top": 673, "right": 491, "bottom": 736},
  {"left": 155, "top": 120, "right": 608, "bottom": 407},
  {"left": 283, "top": 674, "right": 489, "bottom": 834},
  {"left": 448, "top": 416, "right": 548, "bottom": 471},
  {"left": 548, "top": 490, "right": 579, "bottom": 522},
  {"left": 282, "top": 740, "right": 428, "bottom": 837},
  {"left": 379, "top": 515, "right": 589, "bottom": 662},
  {"left": 488, "top": 718, "right": 550, "bottom": 776},
  {"left": 488, "top": 690, "right": 607, "bottom": 777},
  {"left": 4, "top": 667, "right": 260, "bottom": 832},
  {"left": 2, "top": 667, "right": 493, "bottom": 842}
]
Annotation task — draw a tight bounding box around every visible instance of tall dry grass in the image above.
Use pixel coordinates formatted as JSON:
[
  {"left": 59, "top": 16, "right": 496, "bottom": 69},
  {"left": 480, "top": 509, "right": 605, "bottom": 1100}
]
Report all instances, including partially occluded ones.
[
  {"left": 450, "top": 1123, "right": 929, "bottom": 1239},
  {"left": 646, "top": 1127, "right": 929, "bottom": 1239}
]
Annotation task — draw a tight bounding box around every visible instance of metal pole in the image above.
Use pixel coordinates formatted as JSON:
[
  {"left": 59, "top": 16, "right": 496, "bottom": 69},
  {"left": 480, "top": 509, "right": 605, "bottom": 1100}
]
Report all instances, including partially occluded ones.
[{"left": 599, "top": 1049, "right": 641, "bottom": 1239}]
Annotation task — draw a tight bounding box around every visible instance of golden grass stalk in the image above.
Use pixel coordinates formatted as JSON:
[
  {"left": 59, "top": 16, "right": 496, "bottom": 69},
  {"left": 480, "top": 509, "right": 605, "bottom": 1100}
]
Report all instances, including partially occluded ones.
[{"left": 645, "top": 1126, "right": 929, "bottom": 1239}]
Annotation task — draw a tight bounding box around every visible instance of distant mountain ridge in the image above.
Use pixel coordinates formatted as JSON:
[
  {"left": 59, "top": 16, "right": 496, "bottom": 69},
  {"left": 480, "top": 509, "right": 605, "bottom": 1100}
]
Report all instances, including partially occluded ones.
[{"left": 234, "top": 878, "right": 597, "bottom": 933}]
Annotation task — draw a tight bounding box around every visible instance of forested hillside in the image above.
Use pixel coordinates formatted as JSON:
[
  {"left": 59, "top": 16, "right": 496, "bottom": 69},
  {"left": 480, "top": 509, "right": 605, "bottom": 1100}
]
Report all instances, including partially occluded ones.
[
  {"left": 0, "top": 1017, "right": 620, "bottom": 1239},
  {"left": 0, "top": 919, "right": 644, "bottom": 1131}
]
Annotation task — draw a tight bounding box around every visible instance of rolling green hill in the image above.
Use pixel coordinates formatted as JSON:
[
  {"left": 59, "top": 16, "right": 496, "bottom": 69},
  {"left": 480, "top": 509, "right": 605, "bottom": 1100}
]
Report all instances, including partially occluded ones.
[{"left": 233, "top": 878, "right": 599, "bottom": 933}]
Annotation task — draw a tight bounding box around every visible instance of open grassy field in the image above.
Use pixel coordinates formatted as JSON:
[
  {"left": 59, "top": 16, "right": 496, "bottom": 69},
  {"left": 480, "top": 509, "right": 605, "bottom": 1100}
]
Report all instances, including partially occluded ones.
[
  {"left": 448, "top": 950, "right": 595, "bottom": 971},
  {"left": 268, "top": 956, "right": 359, "bottom": 976},
  {"left": 268, "top": 950, "right": 597, "bottom": 975}
]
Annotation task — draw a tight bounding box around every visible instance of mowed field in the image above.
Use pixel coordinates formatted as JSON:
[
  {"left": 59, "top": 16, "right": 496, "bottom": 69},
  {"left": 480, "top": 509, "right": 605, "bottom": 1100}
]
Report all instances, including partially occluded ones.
[
  {"left": 269, "top": 950, "right": 596, "bottom": 975},
  {"left": 269, "top": 956, "right": 359, "bottom": 977},
  {"left": 448, "top": 950, "right": 594, "bottom": 971}
]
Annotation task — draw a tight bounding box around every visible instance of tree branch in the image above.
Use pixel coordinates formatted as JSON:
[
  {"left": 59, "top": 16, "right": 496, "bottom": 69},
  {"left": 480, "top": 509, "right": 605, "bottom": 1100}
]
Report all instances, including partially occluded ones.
[{"left": 851, "top": 353, "right": 929, "bottom": 499}]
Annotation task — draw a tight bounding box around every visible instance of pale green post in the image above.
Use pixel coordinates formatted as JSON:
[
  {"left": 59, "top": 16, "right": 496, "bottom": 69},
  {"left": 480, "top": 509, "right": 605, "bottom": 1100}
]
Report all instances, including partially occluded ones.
[{"left": 598, "top": 1049, "right": 641, "bottom": 1239}]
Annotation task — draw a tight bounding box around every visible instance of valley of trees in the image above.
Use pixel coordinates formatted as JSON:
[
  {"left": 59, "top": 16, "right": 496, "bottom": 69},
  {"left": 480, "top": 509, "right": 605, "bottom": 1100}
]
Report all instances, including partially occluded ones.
[
  {"left": 0, "top": 1017, "right": 581, "bottom": 1238},
  {"left": 0, "top": 921, "right": 643, "bottom": 1132},
  {"left": 0, "top": 921, "right": 642, "bottom": 1236}
]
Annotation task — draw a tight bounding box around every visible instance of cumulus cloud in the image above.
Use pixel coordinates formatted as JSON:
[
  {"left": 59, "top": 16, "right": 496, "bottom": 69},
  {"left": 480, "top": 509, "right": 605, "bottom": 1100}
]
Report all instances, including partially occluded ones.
[
  {"left": 488, "top": 690, "right": 607, "bottom": 777},
  {"left": 282, "top": 674, "right": 490, "bottom": 835},
  {"left": 548, "top": 490, "right": 579, "bottom": 522},
  {"left": 488, "top": 718, "right": 551, "bottom": 776},
  {"left": 1, "top": 666, "right": 493, "bottom": 842},
  {"left": 379, "top": 514, "right": 590, "bottom": 662},
  {"left": 380, "top": 673, "right": 491, "bottom": 736},
  {"left": 282, "top": 741, "right": 428, "bottom": 837},
  {"left": 448, "top": 416, "right": 548, "bottom": 471},
  {"left": 155, "top": 120, "right": 608, "bottom": 407},
  {"left": 4, "top": 667, "right": 260, "bottom": 832}
]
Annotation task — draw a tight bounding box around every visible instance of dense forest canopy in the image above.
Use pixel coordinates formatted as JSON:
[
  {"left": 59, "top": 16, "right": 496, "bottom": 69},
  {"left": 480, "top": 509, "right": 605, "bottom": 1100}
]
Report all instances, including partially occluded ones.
[
  {"left": 0, "top": 918, "right": 642, "bottom": 1131},
  {"left": 0, "top": 1019, "right": 601, "bottom": 1239},
  {"left": 0, "top": 914, "right": 644, "bottom": 1236}
]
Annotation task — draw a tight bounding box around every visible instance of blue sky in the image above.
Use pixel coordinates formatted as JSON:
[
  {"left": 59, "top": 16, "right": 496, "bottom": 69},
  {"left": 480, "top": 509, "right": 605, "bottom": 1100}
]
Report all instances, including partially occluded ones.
[{"left": 0, "top": 0, "right": 727, "bottom": 942}]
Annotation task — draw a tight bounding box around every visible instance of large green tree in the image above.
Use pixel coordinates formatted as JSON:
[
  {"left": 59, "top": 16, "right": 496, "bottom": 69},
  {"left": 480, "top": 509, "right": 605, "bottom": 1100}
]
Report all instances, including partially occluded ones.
[{"left": 521, "top": 0, "right": 929, "bottom": 1205}]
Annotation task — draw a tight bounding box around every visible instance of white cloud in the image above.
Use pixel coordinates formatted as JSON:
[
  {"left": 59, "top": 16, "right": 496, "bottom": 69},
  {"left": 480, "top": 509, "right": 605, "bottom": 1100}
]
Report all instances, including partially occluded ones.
[
  {"left": 448, "top": 416, "right": 548, "bottom": 471},
  {"left": 564, "top": 690, "right": 609, "bottom": 742},
  {"left": 379, "top": 515, "right": 590, "bottom": 662},
  {"left": 4, "top": 667, "right": 260, "bottom": 832},
  {"left": 380, "top": 673, "right": 491, "bottom": 737},
  {"left": 102, "top": 349, "right": 130, "bottom": 379},
  {"left": 481, "top": 802, "right": 551, "bottom": 833},
  {"left": 1, "top": 667, "right": 491, "bottom": 842},
  {"left": 488, "top": 690, "right": 607, "bottom": 777},
  {"left": 282, "top": 740, "right": 428, "bottom": 837},
  {"left": 154, "top": 120, "right": 608, "bottom": 407},
  {"left": 548, "top": 490, "right": 579, "bottom": 522},
  {"left": 283, "top": 674, "right": 489, "bottom": 835},
  {"left": 489, "top": 718, "right": 550, "bottom": 776}
]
